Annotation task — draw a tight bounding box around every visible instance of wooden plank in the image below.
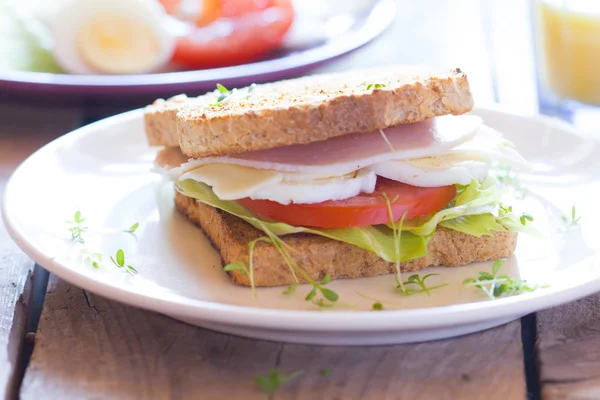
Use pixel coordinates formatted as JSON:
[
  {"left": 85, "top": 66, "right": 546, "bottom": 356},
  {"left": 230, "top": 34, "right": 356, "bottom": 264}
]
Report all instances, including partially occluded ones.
[
  {"left": 21, "top": 275, "right": 526, "bottom": 400},
  {"left": 537, "top": 294, "right": 600, "bottom": 399},
  {"left": 0, "top": 102, "right": 81, "bottom": 399},
  {"left": 0, "top": 244, "right": 33, "bottom": 400}
]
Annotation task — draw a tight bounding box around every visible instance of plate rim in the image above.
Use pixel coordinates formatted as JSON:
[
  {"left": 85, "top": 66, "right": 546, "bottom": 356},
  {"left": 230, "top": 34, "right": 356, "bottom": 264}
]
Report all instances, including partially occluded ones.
[
  {"left": 0, "top": 0, "right": 396, "bottom": 93},
  {"left": 4, "top": 106, "right": 600, "bottom": 333}
]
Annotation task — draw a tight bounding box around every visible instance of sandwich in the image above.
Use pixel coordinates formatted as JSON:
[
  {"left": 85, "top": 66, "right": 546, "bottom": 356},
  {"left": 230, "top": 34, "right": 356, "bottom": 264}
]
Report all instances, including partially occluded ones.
[{"left": 145, "top": 67, "right": 537, "bottom": 290}]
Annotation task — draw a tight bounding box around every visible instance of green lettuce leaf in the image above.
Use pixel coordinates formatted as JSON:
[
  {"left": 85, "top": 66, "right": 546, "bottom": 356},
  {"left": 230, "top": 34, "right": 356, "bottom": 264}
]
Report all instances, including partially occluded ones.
[
  {"left": 396, "top": 176, "right": 502, "bottom": 236},
  {"left": 176, "top": 179, "right": 429, "bottom": 263},
  {"left": 497, "top": 207, "right": 543, "bottom": 237},
  {"left": 439, "top": 214, "right": 507, "bottom": 237},
  {"left": 396, "top": 176, "right": 543, "bottom": 238},
  {"left": 0, "top": 5, "right": 62, "bottom": 73},
  {"left": 176, "top": 176, "right": 541, "bottom": 264}
]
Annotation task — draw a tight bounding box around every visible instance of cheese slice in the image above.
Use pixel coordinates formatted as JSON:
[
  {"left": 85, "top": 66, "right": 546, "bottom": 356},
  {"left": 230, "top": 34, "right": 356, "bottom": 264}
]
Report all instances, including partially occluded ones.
[
  {"left": 179, "top": 164, "right": 377, "bottom": 204},
  {"left": 180, "top": 164, "right": 282, "bottom": 200}
]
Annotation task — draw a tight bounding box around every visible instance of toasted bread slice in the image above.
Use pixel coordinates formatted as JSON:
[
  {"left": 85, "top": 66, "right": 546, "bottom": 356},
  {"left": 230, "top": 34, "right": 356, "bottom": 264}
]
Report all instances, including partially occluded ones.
[
  {"left": 145, "top": 95, "right": 206, "bottom": 148},
  {"left": 145, "top": 67, "right": 474, "bottom": 157},
  {"left": 174, "top": 191, "right": 517, "bottom": 287}
]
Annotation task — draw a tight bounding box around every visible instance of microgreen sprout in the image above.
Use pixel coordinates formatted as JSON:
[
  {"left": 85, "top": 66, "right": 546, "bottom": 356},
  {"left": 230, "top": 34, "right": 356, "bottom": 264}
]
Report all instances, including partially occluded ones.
[
  {"left": 255, "top": 221, "right": 340, "bottom": 306},
  {"left": 401, "top": 274, "right": 448, "bottom": 296},
  {"left": 82, "top": 251, "right": 102, "bottom": 269},
  {"left": 67, "top": 210, "right": 88, "bottom": 243},
  {"left": 499, "top": 205, "right": 537, "bottom": 231},
  {"left": 282, "top": 283, "right": 297, "bottom": 295},
  {"left": 366, "top": 83, "right": 386, "bottom": 90},
  {"left": 382, "top": 193, "right": 406, "bottom": 292},
  {"left": 123, "top": 222, "right": 139, "bottom": 234},
  {"left": 372, "top": 302, "right": 384, "bottom": 310},
  {"left": 320, "top": 369, "right": 330, "bottom": 377},
  {"left": 256, "top": 368, "right": 304, "bottom": 397},
  {"left": 520, "top": 213, "right": 534, "bottom": 226},
  {"left": 561, "top": 205, "right": 581, "bottom": 229},
  {"left": 223, "top": 261, "right": 247, "bottom": 274},
  {"left": 304, "top": 272, "right": 339, "bottom": 308},
  {"left": 256, "top": 221, "right": 299, "bottom": 283},
  {"left": 246, "top": 83, "right": 257, "bottom": 98},
  {"left": 210, "top": 83, "right": 235, "bottom": 106},
  {"left": 110, "top": 249, "right": 138, "bottom": 276},
  {"left": 499, "top": 205, "right": 513, "bottom": 214},
  {"left": 463, "top": 259, "right": 536, "bottom": 299},
  {"left": 67, "top": 210, "right": 141, "bottom": 275},
  {"left": 224, "top": 237, "right": 270, "bottom": 299}
]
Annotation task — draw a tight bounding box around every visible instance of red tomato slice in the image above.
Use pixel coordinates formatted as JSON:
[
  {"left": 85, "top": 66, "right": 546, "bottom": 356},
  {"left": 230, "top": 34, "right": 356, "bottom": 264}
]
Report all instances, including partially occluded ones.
[
  {"left": 171, "top": 0, "right": 295, "bottom": 68},
  {"left": 220, "top": 0, "right": 271, "bottom": 17},
  {"left": 159, "top": 0, "right": 260, "bottom": 26},
  {"left": 238, "top": 179, "right": 457, "bottom": 229}
]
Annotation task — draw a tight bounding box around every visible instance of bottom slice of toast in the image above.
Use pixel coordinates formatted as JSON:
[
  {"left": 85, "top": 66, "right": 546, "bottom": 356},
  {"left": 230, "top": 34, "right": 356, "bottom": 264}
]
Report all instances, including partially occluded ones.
[{"left": 175, "top": 191, "right": 518, "bottom": 287}]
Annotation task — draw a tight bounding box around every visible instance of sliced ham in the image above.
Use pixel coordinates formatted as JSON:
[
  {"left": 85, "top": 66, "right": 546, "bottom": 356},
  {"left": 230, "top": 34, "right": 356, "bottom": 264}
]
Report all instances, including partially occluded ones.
[{"left": 159, "top": 115, "right": 482, "bottom": 178}]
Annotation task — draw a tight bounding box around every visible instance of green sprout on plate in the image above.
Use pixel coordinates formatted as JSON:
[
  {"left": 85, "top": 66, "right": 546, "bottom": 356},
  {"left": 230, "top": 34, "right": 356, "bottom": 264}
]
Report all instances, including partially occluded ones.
[
  {"left": 463, "top": 259, "right": 536, "bottom": 299},
  {"left": 110, "top": 249, "right": 138, "bottom": 276},
  {"left": 67, "top": 210, "right": 88, "bottom": 243}
]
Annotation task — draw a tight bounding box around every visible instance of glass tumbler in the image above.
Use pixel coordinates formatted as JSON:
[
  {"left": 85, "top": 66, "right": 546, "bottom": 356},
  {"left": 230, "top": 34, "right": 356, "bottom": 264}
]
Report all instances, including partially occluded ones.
[{"left": 533, "top": 0, "right": 600, "bottom": 130}]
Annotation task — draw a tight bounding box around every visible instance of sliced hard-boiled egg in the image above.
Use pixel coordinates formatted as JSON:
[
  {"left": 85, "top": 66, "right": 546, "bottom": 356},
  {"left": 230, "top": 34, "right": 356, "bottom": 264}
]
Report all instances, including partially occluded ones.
[
  {"left": 52, "top": 0, "right": 175, "bottom": 74},
  {"left": 251, "top": 169, "right": 377, "bottom": 205},
  {"left": 370, "top": 157, "right": 491, "bottom": 187},
  {"left": 369, "top": 125, "right": 530, "bottom": 187}
]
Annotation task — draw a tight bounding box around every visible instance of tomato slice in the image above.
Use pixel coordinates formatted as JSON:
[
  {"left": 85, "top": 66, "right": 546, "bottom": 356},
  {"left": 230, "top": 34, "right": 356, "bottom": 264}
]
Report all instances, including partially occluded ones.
[
  {"left": 159, "top": 0, "right": 294, "bottom": 68},
  {"left": 169, "top": 0, "right": 294, "bottom": 68},
  {"left": 238, "top": 179, "right": 457, "bottom": 229},
  {"left": 159, "top": 0, "right": 266, "bottom": 26}
]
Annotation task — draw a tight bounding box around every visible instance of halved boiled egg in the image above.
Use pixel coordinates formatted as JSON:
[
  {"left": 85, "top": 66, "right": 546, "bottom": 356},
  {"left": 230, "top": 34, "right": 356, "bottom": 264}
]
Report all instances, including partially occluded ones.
[{"left": 52, "top": 0, "right": 175, "bottom": 74}]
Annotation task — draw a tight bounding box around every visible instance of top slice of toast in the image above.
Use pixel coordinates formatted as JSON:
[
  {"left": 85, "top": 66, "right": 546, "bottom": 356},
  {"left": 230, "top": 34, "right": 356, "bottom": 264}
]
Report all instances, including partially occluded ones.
[{"left": 144, "top": 66, "right": 474, "bottom": 158}]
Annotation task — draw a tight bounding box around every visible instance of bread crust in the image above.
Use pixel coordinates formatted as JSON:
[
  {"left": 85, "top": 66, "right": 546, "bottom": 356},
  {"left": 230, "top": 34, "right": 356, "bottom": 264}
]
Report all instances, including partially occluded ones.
[
  {"left": 174, "top": 191, "right": 517, "bottom": 287},
  {"left": 145, "top": 67, "right": 474, "bottom": 156}
]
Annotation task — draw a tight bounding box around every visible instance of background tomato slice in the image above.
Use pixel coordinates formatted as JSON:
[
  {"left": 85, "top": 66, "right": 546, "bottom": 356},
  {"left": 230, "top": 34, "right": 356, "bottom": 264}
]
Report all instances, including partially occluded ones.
[
  {"left": 238, "top": 179, "right": 457, "bottom": 229},
  {"left": 160, "top": 0, "right": 295, "bottom": 68}
]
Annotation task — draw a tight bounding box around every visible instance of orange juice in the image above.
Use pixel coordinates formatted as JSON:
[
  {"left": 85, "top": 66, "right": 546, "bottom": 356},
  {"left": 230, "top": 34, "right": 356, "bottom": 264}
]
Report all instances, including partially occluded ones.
[{"left": 536, "top": 0, "right": 600, "bottom": 105}]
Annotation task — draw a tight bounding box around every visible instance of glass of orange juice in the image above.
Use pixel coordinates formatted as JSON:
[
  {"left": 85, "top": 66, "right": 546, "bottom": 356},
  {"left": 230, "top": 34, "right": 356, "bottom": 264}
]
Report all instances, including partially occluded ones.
[{"left": 533, "top": 0, "right": 600, "bottom": 127}]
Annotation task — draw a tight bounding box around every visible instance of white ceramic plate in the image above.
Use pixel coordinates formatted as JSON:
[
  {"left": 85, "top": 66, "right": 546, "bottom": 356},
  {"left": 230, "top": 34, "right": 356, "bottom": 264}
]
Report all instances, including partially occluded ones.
[{"left": 4, "top": 107, "right": 600, "bottom": 345}]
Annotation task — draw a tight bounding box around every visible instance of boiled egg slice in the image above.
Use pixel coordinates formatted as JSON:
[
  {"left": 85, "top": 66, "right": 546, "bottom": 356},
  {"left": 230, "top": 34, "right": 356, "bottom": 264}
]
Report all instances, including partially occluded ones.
[
  {"left": 370, "top": 126, "right": 529, "bottom": 187},
  {"left": 52, "top": 0, "right": 175, "bottom": 74},
  {"left": 251, "top": 169, "right": 377, "bottom": 205},
  {"left": 371, "top": 156, "right": 491, "bottom": 187}
]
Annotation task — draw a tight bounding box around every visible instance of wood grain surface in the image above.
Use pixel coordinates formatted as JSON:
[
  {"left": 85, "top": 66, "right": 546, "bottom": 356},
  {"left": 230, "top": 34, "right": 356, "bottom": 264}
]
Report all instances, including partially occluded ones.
[
  {"left": 21, "top": 275, "right": 526, "bottom": 400},
  {"left": 537, "top": 294, "right": 600, "bottom": 400},
  {"left": 0, "top": 103, "right": 80, "bottom": 399}
]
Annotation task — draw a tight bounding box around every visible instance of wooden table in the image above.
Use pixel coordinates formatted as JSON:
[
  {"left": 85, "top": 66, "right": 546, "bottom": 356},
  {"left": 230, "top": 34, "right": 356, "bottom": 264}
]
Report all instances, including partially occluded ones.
[{"left": 1, "top": 1, "right": 598, "bottom": 399}]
